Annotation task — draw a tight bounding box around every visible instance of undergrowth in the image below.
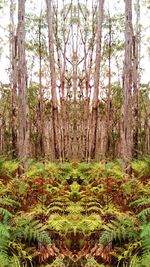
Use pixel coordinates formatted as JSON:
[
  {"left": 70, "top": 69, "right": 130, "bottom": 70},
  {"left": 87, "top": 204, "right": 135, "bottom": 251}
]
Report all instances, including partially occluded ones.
[{"left": 0, "top": 157, "right": 149, "bottom": 266}]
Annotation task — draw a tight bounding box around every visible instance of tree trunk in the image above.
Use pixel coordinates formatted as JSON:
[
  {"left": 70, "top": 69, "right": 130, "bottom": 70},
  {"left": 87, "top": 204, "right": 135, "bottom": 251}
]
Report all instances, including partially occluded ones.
[
  {"left": 90, "top": 0, "right": 104, "bottom": 159},
  {"left": 46, "top": 0, "right": 60, "bottom": 159},
  {"left": 38, "top": 12, "right": 45, "bottom": 158},
  {"left": 121, "top": 0, "right": 133, "bottom": 159},
  {"left": 132, "top": 0, "right": 140, "bottom": 158},
  {"left": 10, "top": 0, "right": 17, "bottom": 158},
  {"left": 17, "top": 0, "right": 29, "bottom": 160},
  {"left": 105, "top": 11, "right": 112, "bottom": 157}
]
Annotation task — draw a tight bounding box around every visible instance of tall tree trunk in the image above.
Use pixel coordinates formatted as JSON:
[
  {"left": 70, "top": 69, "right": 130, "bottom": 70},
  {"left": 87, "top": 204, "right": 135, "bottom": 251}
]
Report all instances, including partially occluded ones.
[
  {"left": 90, "top": 0, "right": 104, "bottom": 159},
  {"left": 132, "top": 0, "right": 140, "bottom": 158},
  {"left": 38, "top": 12, "right": 45, "bottom": 158},
  {"left": 105, "top": 11, "right": 112, "bottom": 157},
  {"left": 10, "top": 0, "right": 17, "bottom": 158},
  {"left": 17, "top": 0, "right": 29, "bottom": 160},
  {"left": 46, "top": 0, "right": 60, "bottom": 159},
  {"left": 82, "top": 1, "right": 95, "bottom": 160},
  {"left": 121, "top": 0, "right": 133, "bottom": 158},
  {"left": 54, "top": 4, "right": 68, "bottom": 161}
]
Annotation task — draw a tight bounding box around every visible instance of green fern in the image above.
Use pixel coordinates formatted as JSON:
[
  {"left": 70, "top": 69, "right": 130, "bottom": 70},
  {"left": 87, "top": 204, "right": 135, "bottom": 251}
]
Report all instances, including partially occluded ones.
[
  {"left": 0, "top": 160, "right": 19, "bottom": 178},
  {"left": 131, "top": 158, "right": 150, "bottom": 178},
  {"left": 131, "top": 197, "right": 150, "bottom": 207},
  {"left": 85, "top": 257, "right": 105, "bottom": 267},
  {"left": 140, "top": 223, "right": 150, "bottom": 252},
  {"left": 0, "top": 197, "right": 20, "bottom": 207},
  {"left": 138, "top": 207, "right": 150, "bottom": 222},
  {"left": 47, "top": 257, "right": 65, "bottom": 267},
  {"left": 0, "top": 222, "right": 10, "bottom": 266},
  {"left": 13, "top": 217, "right": 51, "bottom": 244},
  {"left": 0, "top": 207, "right": 12, "bottom": 221},
  {"left": 9, "top": 255, "right": 22, "bottom": 267},
  {"left": 99, "top": 216, "right": 137, "bottom": 245},
  {"left": 130, "top": 253, "right": 150, "bottom": 267}
]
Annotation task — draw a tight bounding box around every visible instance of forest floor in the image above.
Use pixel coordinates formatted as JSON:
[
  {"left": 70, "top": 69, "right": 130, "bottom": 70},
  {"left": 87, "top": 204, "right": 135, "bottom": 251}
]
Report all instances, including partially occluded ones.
[{"left": 0, "top": 157, "right": 150, "bottom": 267}]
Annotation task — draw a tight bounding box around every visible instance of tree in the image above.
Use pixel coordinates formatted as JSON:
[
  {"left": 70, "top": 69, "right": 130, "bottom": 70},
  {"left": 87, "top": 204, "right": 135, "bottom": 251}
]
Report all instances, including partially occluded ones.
[
  {"left": 90, "top": 0, "right": 105, "bottom": 159},
  {"left": 132, "top": 0, "right": 140, "bottom": 158},
  {"left": 10, "top": 0, "right": 17, "bottom": 158},
  {"left": 121, "top": 0, "right": 133, "bottom": 158},
  {"left": 46, "top": 0, "right": 60, "bottom": 159},
  {"left": 17, "top": 0, "right": 29, "bottom": 160}
]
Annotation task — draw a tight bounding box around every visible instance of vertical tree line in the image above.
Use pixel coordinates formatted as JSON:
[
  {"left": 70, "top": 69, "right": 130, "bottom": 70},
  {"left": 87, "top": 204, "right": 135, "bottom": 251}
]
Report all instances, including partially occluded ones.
[{"left": 0, "top": 0, "right": 149, "bottom": 161}]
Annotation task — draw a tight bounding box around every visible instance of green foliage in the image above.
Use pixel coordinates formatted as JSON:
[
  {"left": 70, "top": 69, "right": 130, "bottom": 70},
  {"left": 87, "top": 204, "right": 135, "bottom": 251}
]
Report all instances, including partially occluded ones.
[
  {"left": 0, "top": 159, "right": 19, "bottom": 178},
  {"left": 47, "top": 257, "right": 65, "bottom": 267},
  {"left": 85, "top": 257, "right": 105, "bottom": 267},
  {"left": 0, "top": 159, "right": 150, "bottom": 266},
  {"left": 25, "top": 162, "right": 45, "bottom": 179},
  {"left": 13, "top": 215, "right": 51, "bottom": 244},
  {"left": 99, "top": 216, "right": 137, "bottom": 245},
  {"left": 131, "top": 157, "right": 150, "bottom": 178}
]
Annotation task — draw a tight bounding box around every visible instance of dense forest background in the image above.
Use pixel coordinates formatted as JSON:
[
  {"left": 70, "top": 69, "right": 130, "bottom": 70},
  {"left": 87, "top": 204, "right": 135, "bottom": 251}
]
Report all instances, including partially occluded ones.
[
  {"left": 0, "top": 0, "right": 149, "bottom": 161},
  {"left": 0, "top": 0, "right": 150, "bottom": 267}
]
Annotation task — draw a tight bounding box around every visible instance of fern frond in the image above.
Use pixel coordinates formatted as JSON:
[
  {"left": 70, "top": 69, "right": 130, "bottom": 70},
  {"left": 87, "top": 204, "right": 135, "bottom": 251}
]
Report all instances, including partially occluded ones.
[
  {"left": 138, "top": 207, "right": 150, "bottom": 222},
  {"left": 131, "top": 197, "right": 150, "bottom": 207},
  {"left": 99, "top": 217, "right": 137, "bottom": 245},
  {"left": 0, "top": 207, "right": 12, "bottom": 221},
  {"left": 140, "top": 223, "right": 150, "bottom": 252},
  {"left": 9, "top": 255, "right": 21, "bottom": 267},
  {"left": 140, "top": 223, "right": 150, "bottom": 238},
  {"left": 130, "top": 253, "right": 150, "bottom": 267},
  {"left": 0, "top": 254, "right": 9, "bottom": 267},
  {"left": 0, "top": 223, "right": 9, "bottom": 266},
  {"left": 85, "top": 256, "right": 105, "bottom": 267},
  {"left": 13, "top": 217, "right": 51, "bottom": 245},
  {"left": 0, "top": 197, "right": 20, "bottom": 207},
  {"left": 47, "top": 257, "right": 65, "bottom": 267}
]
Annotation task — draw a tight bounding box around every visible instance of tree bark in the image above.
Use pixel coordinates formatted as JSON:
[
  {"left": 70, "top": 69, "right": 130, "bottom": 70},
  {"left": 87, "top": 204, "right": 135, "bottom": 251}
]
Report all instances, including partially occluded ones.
[
  {"left": 10, "top": 0, "right": 17, "bottom": 158},
  {"left": 17, "top": 0, "right": 29, "bottom": 160},
  {"left": 46, "top": 0, "right": 60, "bottom": 159},
  {"left": 90, "top": 0, "right": 104, "bottom": 159},
  {"left": 132, "top": 0, "right": 140, "bottom": 158},
  {"left": 121, "top": 0, "right": 133, "bottom": 158},
  {"left": 105, "top": 11, "right": 112, "bottom": 157},
  {"left": 38, "top": 11, "right": 45, "bottom": 158}
]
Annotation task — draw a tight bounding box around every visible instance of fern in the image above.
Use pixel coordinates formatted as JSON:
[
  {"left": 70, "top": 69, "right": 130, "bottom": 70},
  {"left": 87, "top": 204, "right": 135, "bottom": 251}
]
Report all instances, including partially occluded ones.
[
  {"left": 25, "top": 162, "right": 45, "bottom": 180},
  {"left": 13, "top": 217, "right": 51, "bottom": 244},
  {"left": 47, "top": 257, "right": 65, "bottom": 267},
  {"left": 0, "top": 160, "right": 19, "bottom": 179},
  {"left": 9, "top": 255, "right": 22, "bottom": 267},
  {"left": 0, "top": 222, "right": 10, "bottom": 266},
  {"left": 131, "top": 197, "right": 150, "bottom": 207},
  {"left": 0, "top": 254, "right": 9, "bottom": 267},
  {"left": 138, "top": 207, "right": 150, "bottom": 222},
  {"left": 140, "top": 223, "right": 150, "bottom": 252},
  {"left": 130, "top": 253, "right": 150, "bottom": 267},
  {"left": 0, "top": 197, "right": 20, "bottom": 207},
  {"left": 99, "top": 217, "right": 137, "bottom": 245},
  {"left": 131, "top": 158, "right": 150, "bottom": 178},
  {"left": 85, "top": 257, "right": 105, "bottom": 267},
  {"left": 0, "top": 207, "right": 12, "bottom": 221}
]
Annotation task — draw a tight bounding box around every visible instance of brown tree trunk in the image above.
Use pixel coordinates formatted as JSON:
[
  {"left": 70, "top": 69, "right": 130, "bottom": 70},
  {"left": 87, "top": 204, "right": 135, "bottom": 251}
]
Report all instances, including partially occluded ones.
[
  {"left": 121, "top": 0, "right": 133, "bottom": 159},
  {"left": 38, "top": 12, "right": 45, "bottom": 158},
  {"left": 90, "top": 0, "right": 104, "bottom": 159},
  {"left": 105, "top": 11, "right": 112, "bottom": 157},
  {"left": 10, "top": 0, "right": 17, "bottom": 158},
  {"left": 132, "top": 0, "right": 140, "bottom": 158},
  {"left": 46, "top": 0, "right": 60, "bottom": 160},
  {"left": 54, "top": 5, "right": 68, "bottom": 161},
  {"left": 17, "top": 0, "right": 29, "bottom": 160}
]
